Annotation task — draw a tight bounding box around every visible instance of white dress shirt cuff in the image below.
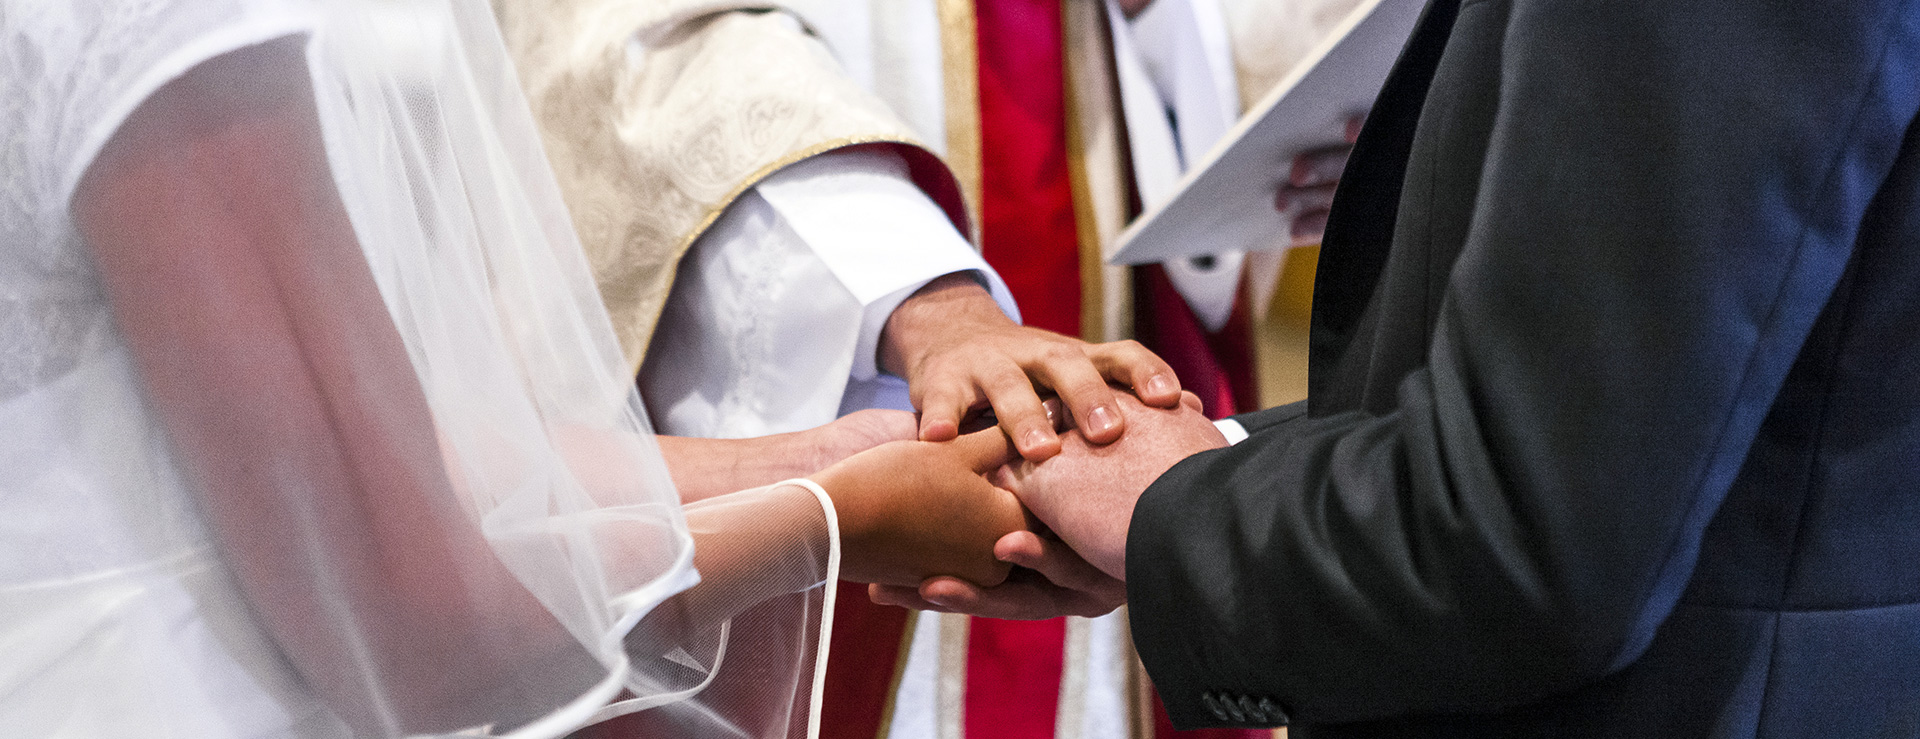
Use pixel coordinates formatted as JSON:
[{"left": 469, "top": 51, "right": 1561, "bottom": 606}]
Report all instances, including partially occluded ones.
[{"left": 1214, "top": 418, "right": 1250, "bottom": 446}]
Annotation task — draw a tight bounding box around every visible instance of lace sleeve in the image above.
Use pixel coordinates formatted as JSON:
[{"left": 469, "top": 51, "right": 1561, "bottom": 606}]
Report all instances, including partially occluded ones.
[
  {"left": 2, "top": 0, "right": 316, "bottom": 400},
  {"left": 2, "top": 0, "right": 315, "bottom": 216}
]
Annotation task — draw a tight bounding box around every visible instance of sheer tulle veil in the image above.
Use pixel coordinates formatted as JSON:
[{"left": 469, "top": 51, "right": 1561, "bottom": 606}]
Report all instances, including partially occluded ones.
[{"left": 0, "top": 0, "right": 836, "bottom": 735}]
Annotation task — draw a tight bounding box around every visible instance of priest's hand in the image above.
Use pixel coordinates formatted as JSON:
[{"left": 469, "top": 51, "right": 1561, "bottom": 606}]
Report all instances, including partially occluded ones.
[
  {"left": 869, "top": 529, "right": 1126, "bottom": 619},
  {"left": 811, "top": 427, "right": 1030, "bottom": 587},
  {"left": 991, "top": 390, "right": 1226, "bottom": 581},
  {"left": 881, "top": 272, "right": 1183, "bottom": 462},
  {"left": 1275, "top": 114, "right": 1366, "bottom": 246}
]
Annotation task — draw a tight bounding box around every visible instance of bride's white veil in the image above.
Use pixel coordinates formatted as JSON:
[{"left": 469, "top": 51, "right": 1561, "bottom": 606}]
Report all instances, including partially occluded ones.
[
  {"left": 1, "top": 0, "right": 836, "bottom": 735},
  {"left": 297, "top": 0, "right": 846, "bottom": 733}
]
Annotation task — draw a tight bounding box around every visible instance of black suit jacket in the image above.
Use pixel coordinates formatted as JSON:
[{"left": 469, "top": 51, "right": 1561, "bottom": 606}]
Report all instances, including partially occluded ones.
[{"left": 1126, "top": 0, "right": 1920, "bottom": 735}]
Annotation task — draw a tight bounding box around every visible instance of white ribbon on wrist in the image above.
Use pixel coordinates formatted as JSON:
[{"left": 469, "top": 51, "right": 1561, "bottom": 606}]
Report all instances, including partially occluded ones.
[{"left": 774, "top": 478, "right": 841, "bottom": 739}]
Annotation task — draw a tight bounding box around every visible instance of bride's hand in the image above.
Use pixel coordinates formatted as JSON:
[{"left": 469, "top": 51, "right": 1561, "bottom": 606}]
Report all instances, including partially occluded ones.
[{"left": 811, "top": 428, "right": 1028, "bottom": 588}]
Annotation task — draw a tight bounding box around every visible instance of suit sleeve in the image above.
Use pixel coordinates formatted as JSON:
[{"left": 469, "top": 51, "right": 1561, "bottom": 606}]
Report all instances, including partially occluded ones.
[
  {"left": 1127, "top": 0, "right": 1920, "bottom": 727},
  {"left": 1226, "top": 401, "right": 1307, "bottom": 436}
]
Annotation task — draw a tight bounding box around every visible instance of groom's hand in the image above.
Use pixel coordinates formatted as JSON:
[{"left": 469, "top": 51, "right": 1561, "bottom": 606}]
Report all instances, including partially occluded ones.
[
  {"left": 873, "top": 391, "right": 1226, "bottom": 620},
  {"left": 881, "top": 273, "right": 1182, "bottom": 461},
  {"left": 811, "top": 427, "right": 1029, "bottom": 587},
  {"left": 993, "top": 390, "right": 1227, "bottom": 581}
]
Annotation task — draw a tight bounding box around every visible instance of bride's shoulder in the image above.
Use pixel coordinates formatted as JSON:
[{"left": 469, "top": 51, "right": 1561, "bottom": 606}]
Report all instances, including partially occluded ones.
[{"left": 1, "top": 0, "right": 318, "bottom": 212}]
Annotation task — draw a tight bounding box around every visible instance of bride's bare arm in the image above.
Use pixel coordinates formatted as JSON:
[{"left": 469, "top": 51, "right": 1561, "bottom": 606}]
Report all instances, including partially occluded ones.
[{"left": 71, "top": 39, "right": 580, "bottom": 733}]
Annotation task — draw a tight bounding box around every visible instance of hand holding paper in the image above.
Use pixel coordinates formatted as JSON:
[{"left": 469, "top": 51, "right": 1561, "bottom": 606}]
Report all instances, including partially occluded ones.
[
  {"left": 1108, "top": 0, "right": 1424, "bottom": 265},
  {"left": 1276, "top": 114, "right": 1366, "bottom": 245}
]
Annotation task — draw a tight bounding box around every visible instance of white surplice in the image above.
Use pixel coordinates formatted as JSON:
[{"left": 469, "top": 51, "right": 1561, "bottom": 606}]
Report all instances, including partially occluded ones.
[{"left": 1110, "top": 0, "right": 1249, "bottom": 334}]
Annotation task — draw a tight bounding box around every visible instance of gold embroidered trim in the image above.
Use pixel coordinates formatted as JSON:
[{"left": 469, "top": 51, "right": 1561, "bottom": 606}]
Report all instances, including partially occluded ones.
[
  {"left": 1055, "top": 616, "right": 1094, "bottom": 739},
  {"left": 936, "top": 612, "right": 971, "bottom": 739},
  {"left": 871, "top": 610, "right": 923, "bottom": 739},
  {"left": 1121, "top": 607, "right": 1155, "bottom": 739},
  {"left": 937, "top": 0, "right": 983, "bottom": 242},
  {"left": 1060, "top": 0, "right": 1119, "bottom": 342},
  {"left": 1252, "top": 245, "right": 1319, "bottom": 407}
]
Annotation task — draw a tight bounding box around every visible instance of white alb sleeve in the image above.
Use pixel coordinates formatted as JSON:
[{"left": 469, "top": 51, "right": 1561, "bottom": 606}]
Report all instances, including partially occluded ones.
[
  {"left": 642, "top": 148, "right": 1017, "bottom": 437},
  {"left": 754, "top": 147, "right": 1018, "bottom": 382}
]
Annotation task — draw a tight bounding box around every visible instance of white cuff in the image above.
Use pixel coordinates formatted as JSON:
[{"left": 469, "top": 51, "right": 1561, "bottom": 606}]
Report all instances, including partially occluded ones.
[
  {"left": 755, "top": 147, "right": 1017, "bottom": 381},
  {"left": 1213, "top": 418, "right": 1249, "bottom": 446}
]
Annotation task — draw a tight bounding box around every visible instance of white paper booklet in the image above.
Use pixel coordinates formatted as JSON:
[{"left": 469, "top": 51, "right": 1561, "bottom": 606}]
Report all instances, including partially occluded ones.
[{"left": 1107, "top": 0, "right": 1427, "bottom": 265}]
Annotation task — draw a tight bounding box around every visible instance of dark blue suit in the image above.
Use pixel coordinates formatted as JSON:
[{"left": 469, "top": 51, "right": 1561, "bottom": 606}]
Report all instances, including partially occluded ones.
[{"left": 1124, "top": 0, "right": 1920, "bottom": 735}]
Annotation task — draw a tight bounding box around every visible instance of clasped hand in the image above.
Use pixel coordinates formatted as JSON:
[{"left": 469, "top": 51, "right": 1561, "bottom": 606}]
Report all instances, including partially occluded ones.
[
  {"left": 812, "top": 390, "right": 1226, "bottom": 621},
  {"left": 813, "top": 124, "right": 1354, "bottom": 617}
]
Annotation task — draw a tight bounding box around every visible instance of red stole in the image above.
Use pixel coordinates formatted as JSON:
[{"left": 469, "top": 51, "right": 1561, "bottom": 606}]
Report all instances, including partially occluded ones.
[
  {"left": 965, "top": 1, "right": 1079, "bottom": 736},
  {"left": 603, "top": 1, "right": 1267, "bottom": 737},
  {"left": 970, "top": 2, "right": 1259, "bottom": 739}
]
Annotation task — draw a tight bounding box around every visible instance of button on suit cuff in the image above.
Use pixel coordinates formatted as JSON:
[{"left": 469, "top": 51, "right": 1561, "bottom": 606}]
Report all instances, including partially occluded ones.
[{"left": 1198, "top": 690, "right": 1290, "bottom": 727}]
